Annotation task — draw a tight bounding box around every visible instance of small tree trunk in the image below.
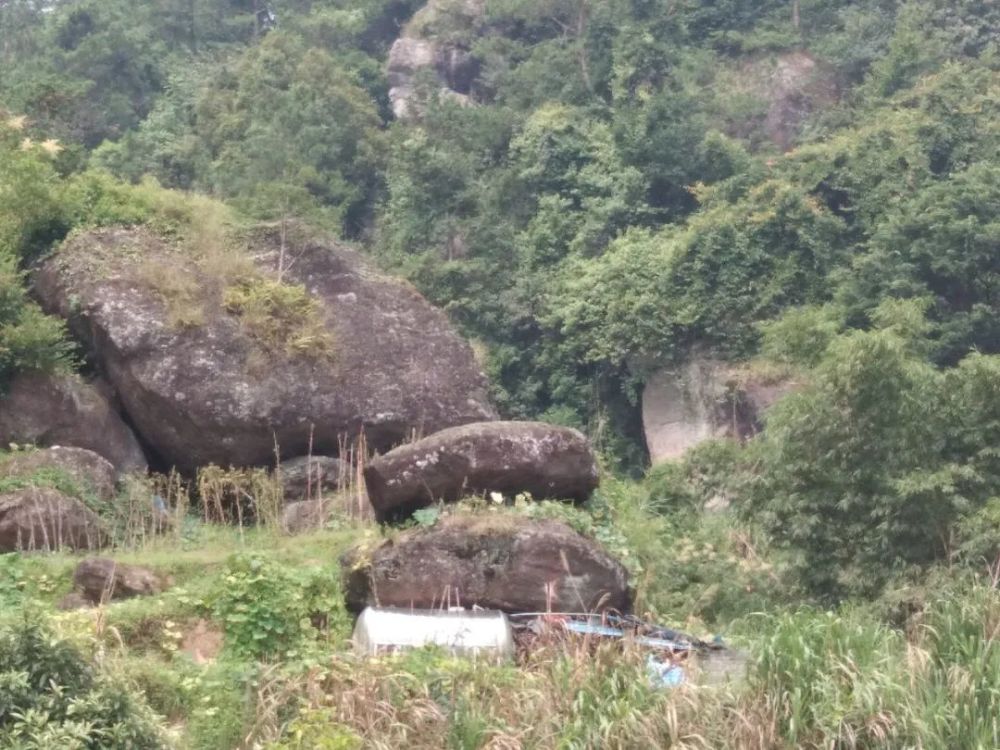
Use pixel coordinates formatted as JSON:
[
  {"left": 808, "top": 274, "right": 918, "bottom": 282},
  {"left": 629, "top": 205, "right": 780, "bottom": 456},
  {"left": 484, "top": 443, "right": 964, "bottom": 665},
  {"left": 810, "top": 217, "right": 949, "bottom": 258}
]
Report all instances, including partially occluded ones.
[
  {"left": 792, "top": 0, "right": 801, "bottom": 32},
  {"left": 576, "top": 0, "right": 593, "bottom": 93},
  {"left": 188, "top": 0, "right": 197, "bottom": 52},
  {"left": 278, "top": 216, "right": 287, "bottom": 282}
]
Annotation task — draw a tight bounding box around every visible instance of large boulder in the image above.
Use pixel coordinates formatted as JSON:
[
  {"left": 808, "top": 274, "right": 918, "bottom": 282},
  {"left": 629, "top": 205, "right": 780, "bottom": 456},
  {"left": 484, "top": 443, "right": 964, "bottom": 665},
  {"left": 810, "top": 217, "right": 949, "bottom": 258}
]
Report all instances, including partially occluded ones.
[
  {"left": 363, "top": 421, "right": 599, "bottom": 521},
  {"left": 642, "top": 357, "right": 798, "bottom": 464},
  {"left": 0, "top": 487, "right": 106, "bottom": 552},
  {"left": 1, "top": 446, "right": 117, "bottom": 502},
  {"left": 0, "top": 372, "right": 146, "bottom": 475},
  {"left": 72, "top": 557, "right": 168, "bottom": 604},
  {"left": 34, "top": 226, "right": 496, "bottom": 472},
  {"left": 341, "top": 514, "right": 631, "bottom": 614},
  {"left": 642, "top": 360, "right": 730, "bottom": 464}
]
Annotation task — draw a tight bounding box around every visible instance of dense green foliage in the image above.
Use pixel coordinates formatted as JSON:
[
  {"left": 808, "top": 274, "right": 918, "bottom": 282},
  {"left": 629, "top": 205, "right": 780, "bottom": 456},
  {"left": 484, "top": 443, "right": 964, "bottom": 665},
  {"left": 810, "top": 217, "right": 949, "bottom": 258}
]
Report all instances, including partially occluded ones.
[
  {"left": 746, "top": 314, "right": 1000, "bottom": 598},
  {"left": 1, "top": 0, "right": 998, "bottom": 590},
  {"left": 0, "top": 127, "right": 75, "bottom": 388},
  {"left": 0, "top": 615, "right": 165, "bottom": 748},
  {"left": 3, "top": 0, "right": 997, "bottom": 454},
  {"left": 211, "top": 553, "right": 348, "bottom": 659}
]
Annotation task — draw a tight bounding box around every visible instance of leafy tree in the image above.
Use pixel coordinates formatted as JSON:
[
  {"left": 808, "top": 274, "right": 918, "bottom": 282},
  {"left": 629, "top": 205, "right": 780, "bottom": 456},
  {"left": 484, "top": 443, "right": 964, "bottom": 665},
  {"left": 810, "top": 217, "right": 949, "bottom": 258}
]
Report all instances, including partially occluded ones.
[
  {"left": 747, "top": 322, "right": 947, "bottom": 597},
  {"left": 0, "top": 121, "right": 75, "bottom": 389},
  {"left": 746, "top": 303, "right": 1000, "bottom": 598},
  {"left": 843, "top": 163, "right": 1000, "bottom": 363},
  {"left": 0, "top": 1, "right": 168, "bottom": 147},
  {"left": 194, "top": 32, "right": 387, "bottom": 236}
]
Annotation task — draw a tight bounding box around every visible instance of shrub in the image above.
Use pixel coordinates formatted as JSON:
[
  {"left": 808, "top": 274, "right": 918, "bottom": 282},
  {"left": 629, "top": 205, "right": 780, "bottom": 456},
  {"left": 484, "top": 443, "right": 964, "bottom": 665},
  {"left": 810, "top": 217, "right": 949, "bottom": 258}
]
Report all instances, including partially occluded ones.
[
  {"left": 0, "top": 255, "right": 75, "bottom": 391},
  {"left": 0, "top": 614, "right": 166, "bottom": 749},
  {"left": 211, "top": 554, "right": 348, "bottom": 660},
  {"left": 267, "top": 711, "right": 362, "bottom": 750},
  {"left": 223, "top": 277, "right": 333, "bottom": 359}
]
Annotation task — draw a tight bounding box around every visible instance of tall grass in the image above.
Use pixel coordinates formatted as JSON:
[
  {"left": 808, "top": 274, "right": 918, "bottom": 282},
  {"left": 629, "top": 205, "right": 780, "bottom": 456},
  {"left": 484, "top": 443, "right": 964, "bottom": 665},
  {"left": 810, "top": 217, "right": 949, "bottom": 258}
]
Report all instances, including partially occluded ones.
[
  {"left": 739, "top": 579, "right": 1000, "bottom": 749},
  {"left": 228, "top": 579, "right": 1000, "bottom": 750},
  {"left": 5, "top": 460, "right": 999, "bottom": 749}
]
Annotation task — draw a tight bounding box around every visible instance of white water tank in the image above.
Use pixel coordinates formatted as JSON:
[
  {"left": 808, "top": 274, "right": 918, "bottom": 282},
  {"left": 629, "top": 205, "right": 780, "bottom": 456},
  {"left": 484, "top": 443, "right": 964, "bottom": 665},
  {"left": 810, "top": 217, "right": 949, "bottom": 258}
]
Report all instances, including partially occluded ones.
[{"left": 352, "top": 607, "right": 514, "bottom": 659}]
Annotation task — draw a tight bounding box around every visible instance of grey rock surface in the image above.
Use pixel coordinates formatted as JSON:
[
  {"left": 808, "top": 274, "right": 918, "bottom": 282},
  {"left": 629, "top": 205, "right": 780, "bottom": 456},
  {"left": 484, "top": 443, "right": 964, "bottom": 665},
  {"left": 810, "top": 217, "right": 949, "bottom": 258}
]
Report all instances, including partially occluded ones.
[
  {"left": 72, "top": 557, "right": 168, "bottom": 604},
  {"left": 35, "top": 226, "right": 496, "bottom": 472},
  {"left": 0, "top": 372, "right": 147, "bottom": 475},
  {"left": 341, "top": 514, "right": 631, "bottom": 614},
  {"left": 363, "top": 421, "right": 599, "bottom": 521},
  {"left": 0, "top": 487, "right": 106, "bottom": 552},
  {"left": 1, "top": 446, "right": 117, "bottom": 502}
]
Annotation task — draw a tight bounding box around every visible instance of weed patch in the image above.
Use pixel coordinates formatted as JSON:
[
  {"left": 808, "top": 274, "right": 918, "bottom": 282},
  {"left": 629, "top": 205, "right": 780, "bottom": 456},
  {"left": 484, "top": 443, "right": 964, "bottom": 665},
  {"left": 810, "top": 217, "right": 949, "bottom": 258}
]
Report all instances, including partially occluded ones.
[{"left": 223, "top": 276, "right": 333, "bottom": 359}]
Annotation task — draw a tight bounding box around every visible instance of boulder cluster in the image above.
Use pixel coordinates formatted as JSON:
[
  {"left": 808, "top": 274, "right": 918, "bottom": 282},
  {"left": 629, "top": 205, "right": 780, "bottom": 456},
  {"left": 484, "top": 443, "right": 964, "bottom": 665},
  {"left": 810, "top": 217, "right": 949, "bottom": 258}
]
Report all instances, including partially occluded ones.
[
  {"left": 3, "top": 224, "right": 632, "bottom": 615},
  {"left": 342, "top": 420, "right": 630, "bottom": 615}
]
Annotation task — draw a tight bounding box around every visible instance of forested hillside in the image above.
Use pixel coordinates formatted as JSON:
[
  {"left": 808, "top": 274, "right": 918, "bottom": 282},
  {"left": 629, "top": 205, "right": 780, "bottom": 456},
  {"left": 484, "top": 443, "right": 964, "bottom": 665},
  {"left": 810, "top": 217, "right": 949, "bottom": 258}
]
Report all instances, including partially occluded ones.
[
  {"left": 4, "top": 0, "right": 997, "bottom": 457},
  {"left": 1, "top": 1, "right": 1000, "bottom": 747}
]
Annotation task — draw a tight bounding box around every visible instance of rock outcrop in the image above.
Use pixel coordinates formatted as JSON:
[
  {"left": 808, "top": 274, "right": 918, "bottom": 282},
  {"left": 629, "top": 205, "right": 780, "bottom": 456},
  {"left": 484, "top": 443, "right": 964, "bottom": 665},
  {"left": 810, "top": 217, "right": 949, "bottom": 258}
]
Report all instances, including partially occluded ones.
[
  {"left": 72, "top": 557, "right": 168, "bottom": 604},
  {"left": 387, "top": 0, "right": 484, "bottom": 119},
  {"left": 0, "top": 372, "right": 147, "bottom": 475},
  {"left": 341, "top": 514, "right": 631, "bottom": 614},
  {"left": 761, "top": 51, "right": 838, "bottom": 151},
  {"left": 725, "top": 50, "right": 838, "bottom": 151},
  {"left": 642, "top": 358, "right": 798, "bottom": 464},
  {"left": 1, "top": 446, "right": 117, "bottom": 502},
  {"left": 0, "top": 487, "right": 106, "bottom": 552},
  {"left": 363, "top": 421, "right": 599, "bottom": 521},
  {"left": 34, "top": 226, "right": 496, "bottom": 472},
  {"left": 642, "top": 361, "right": 730, "bottom": 464},
  {"left": 278, "top": 456, "right": 348, "bottom": 502}
]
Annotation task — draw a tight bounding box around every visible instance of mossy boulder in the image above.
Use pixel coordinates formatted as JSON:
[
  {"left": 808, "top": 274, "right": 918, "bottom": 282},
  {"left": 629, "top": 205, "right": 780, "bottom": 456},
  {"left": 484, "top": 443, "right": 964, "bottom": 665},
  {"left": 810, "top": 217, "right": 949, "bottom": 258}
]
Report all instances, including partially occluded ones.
[
  {"left": 1, "top": 446, "right": 117, "bottom": 502},
  {"left": 34, "top": 226, "right": 496, "bottom": 471},
  {"left": 72, "top": 557, "right": 169, "bottom": 604},
  {"left": 341, "top": 513, "right": 631, "bottom": 614}
]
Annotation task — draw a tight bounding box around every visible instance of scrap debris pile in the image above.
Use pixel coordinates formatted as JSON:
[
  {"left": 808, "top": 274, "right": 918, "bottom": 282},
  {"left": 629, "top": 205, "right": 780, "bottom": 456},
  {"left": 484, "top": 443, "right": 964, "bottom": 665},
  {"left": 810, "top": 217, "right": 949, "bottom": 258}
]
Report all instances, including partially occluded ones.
[
  {"left": 353, "top": 607, "right": 740, "bottom": 688},
  {"left": 510, "top": 612, "right": 729, "bottom": 688}
]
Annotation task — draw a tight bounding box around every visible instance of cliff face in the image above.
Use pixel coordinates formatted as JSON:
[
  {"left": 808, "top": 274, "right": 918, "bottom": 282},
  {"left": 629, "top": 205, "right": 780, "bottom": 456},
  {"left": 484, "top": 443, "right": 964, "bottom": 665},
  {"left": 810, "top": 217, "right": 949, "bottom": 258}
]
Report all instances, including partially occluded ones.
[
  {"left": 387, "top": 0, "right": 485, "bottom": 119},
  {"left": 642, "top": 357, "right": 799, "bottom": 464}
]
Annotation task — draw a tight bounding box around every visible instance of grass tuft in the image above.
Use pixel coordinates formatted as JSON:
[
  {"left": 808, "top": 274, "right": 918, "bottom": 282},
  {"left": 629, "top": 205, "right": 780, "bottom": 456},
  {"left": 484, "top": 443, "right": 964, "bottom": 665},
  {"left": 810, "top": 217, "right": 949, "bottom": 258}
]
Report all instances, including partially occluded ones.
[{"left": 223, "top": 276, "right": 334, "bottom": 360}]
